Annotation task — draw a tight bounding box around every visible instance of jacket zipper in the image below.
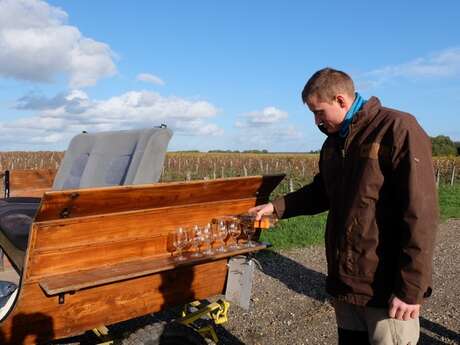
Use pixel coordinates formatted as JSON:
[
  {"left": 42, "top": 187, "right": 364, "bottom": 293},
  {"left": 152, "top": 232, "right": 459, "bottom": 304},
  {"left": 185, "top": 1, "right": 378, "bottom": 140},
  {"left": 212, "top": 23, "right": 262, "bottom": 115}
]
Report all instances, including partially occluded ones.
[{"left": 337, "top": 125, "right": 353, "bottom": 272}]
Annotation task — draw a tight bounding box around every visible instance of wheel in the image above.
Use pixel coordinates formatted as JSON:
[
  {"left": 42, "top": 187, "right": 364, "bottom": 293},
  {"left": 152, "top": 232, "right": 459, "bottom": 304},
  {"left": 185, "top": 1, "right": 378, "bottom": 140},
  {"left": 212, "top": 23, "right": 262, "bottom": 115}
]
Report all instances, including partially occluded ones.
[{"left": 120, "top": 321, "right": 208, "bottom": 345}]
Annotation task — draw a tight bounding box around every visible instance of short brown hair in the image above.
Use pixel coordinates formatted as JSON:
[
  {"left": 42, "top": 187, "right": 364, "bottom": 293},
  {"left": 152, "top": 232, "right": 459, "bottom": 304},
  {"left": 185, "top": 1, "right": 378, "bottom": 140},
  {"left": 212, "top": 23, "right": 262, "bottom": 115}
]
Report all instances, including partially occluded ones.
[{"left": 301, "top": 68, "right": 355, "bottom": 103}]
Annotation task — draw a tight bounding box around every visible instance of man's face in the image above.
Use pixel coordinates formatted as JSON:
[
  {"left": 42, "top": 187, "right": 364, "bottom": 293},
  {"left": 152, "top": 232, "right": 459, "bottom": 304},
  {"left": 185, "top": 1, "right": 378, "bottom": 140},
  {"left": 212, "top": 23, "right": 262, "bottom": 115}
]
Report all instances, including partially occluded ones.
[{"left": 306, "top": 94, "right": 349, "bottom": 134}]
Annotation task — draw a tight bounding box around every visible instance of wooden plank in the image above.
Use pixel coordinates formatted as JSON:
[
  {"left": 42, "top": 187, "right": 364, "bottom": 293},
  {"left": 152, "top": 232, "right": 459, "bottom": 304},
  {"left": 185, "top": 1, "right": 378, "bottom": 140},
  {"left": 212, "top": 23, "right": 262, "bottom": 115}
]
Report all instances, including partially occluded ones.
[
  {"left": 33, "top": 198, "right": 257, "bottom": 252},
  {"left": 10, "top": 187, "right": 52, "bottom": 197},
  {"left": 39, "top": 242, "right": 267, "bottom": 295},
  {"left": 7, "top": 169, "right": 56, "bottom": 197},
  {"left": 28, "top": 236, "right": 166, "bottom": 280},
  {"left": 35, "top": 174, "right": 284, "bottom": 221},
  {"left": 26, "top": 198, "right": 257, "bottom": 280},
  {"left": 0, "top": 260, "right": 228, "bottom": 344}
]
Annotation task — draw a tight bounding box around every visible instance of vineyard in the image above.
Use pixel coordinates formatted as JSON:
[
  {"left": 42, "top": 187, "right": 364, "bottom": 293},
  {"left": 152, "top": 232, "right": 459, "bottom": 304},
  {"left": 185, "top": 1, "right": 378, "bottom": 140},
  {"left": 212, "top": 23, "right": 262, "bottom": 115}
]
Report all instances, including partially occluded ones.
[{"left": 1, "top": 151, "right": 459, "bottom": 199}]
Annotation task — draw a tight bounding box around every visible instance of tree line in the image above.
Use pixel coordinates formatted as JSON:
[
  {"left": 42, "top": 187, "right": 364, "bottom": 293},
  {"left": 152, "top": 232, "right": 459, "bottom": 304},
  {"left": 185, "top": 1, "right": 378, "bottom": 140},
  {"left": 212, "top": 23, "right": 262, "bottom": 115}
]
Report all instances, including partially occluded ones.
[{"left": 431, "top": 135, "right": 459, "bottom": 156}]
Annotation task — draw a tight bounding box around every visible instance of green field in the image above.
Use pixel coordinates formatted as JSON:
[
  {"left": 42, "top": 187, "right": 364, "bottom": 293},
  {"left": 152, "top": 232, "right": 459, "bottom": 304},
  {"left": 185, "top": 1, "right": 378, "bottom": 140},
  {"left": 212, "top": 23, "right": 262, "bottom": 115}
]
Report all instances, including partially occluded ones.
[
  {"left": 438, "top": 184, "right": 460, "bottom": 221},
  {"left": 260, "top": 184, "right": 459, "bottom": 249}
]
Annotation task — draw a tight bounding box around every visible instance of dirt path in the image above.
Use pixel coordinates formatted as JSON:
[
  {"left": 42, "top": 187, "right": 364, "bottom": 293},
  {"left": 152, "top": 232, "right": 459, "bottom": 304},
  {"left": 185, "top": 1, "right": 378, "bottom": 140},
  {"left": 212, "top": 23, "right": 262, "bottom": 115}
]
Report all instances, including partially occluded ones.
[{"left": 218, "top": 219, "right": 460, "bottom": 345}]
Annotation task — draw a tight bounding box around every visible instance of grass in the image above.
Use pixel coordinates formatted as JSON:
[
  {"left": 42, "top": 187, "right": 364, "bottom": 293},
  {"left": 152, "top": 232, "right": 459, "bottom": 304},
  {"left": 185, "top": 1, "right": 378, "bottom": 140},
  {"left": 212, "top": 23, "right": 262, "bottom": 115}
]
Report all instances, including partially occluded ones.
[
  {"left": 260, "top": 184, "right": 460, "bottom": 250},
  {"left": 438, "top": 184, "right": 460, "bottom": 221},
  {"left": 259, "top": 213, "right": 327, "bottom": 249}
]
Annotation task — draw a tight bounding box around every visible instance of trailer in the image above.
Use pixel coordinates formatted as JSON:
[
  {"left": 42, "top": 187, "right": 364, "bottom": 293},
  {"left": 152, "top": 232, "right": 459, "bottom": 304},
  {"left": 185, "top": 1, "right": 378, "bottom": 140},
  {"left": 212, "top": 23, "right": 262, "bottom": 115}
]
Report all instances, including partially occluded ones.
[{"left": 0, "top": 128, "right": 283, "bottom": 344}]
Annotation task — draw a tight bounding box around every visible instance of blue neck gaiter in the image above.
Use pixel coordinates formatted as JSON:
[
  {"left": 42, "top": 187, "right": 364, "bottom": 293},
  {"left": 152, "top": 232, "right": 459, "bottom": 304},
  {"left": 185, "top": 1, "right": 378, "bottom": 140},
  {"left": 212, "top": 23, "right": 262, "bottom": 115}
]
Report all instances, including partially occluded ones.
[{"left": 339, "top": 92, "right": 366, "bottom": 138}]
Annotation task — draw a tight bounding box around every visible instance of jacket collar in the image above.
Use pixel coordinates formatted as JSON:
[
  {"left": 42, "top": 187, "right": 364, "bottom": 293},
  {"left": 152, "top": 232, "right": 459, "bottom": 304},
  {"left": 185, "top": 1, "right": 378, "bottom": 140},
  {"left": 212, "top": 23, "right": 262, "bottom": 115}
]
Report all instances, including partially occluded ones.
[
  {"left": 324, "top": 97, "right": 382, "bottom": 145},
  {"left": 349, "top": 96, "right": 381, "bottom": 133},
  {"left": 325, "top": 97, "right": 382, "bottom": 148}
]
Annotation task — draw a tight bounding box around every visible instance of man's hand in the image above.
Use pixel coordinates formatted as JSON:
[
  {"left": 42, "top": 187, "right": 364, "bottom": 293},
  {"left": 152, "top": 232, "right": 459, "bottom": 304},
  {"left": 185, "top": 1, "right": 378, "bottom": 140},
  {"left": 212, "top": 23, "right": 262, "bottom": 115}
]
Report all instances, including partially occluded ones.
[
  {"left": 388, "top": 295, "right": 420, "bottom": 320},
  {"left": 248, "top": 203, "right": 274, "bottom": 220}
]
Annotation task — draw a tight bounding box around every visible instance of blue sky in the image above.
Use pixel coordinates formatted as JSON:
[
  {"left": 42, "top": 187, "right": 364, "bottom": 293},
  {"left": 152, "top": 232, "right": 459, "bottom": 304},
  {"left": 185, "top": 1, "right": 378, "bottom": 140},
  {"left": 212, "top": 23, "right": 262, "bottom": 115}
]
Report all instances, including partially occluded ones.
[{"left": 0, "top": 0, "right": 459, "bottom": 152}]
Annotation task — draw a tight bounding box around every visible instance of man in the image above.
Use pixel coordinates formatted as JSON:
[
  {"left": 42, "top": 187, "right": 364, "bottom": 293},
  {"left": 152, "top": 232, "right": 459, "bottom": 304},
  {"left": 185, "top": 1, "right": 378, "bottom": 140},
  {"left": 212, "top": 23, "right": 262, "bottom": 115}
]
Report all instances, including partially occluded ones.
[{"left": 250, "top": 68, "right": 438, "bottom": 345}]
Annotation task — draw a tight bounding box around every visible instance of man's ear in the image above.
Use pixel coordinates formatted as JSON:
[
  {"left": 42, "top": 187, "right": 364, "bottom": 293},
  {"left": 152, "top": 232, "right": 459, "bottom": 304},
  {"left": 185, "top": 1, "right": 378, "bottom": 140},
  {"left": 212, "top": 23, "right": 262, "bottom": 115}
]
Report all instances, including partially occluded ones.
[{"left": 335, "top": 95, "right": 347, "bottom": 109}]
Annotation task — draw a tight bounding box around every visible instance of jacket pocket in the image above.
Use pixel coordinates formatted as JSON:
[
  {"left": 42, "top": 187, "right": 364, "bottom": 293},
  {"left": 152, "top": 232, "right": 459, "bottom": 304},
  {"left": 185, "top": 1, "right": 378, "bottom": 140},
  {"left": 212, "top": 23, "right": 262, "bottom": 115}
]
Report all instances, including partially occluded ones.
[{"left": 341, "top": 214, "right": 379, "bottom": 280}]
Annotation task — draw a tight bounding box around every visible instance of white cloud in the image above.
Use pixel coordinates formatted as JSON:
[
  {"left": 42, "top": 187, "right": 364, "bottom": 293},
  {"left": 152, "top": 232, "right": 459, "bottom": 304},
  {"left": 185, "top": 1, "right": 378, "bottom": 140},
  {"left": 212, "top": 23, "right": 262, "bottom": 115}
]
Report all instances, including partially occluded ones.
[
  {"left": 233, "top": 125, "right": 304, "bottom": 151},
  {"left": 236, "top": 106, "right": 288, "bottom": 128},
  {"left": 137, "top": 73, "right": 165, "bottom": 85},
  {"left": 174, "top": 120, "right": 224, "bottom": 137},
  {"left": 16, "top": 89, "right": 92, "bottom": 113},
  {"left": 233, "top": 106, "right": 303, "bottom": 150},
  {"left": 359, "top": 47, "right": 460, "bottom": 89},
  {"left": 0, "top": 90, "right": 222, "bottom": 149},
  {"left": 0, "top": 0, "right": 116, "bottom": 88}
]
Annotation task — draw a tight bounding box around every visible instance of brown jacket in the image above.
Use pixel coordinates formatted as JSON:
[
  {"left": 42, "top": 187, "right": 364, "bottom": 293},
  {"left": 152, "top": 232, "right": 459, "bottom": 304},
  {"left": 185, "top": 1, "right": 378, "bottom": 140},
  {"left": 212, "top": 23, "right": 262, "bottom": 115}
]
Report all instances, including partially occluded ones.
[{"left": 272, "top": 97, "right": 438, "bottom": 307}]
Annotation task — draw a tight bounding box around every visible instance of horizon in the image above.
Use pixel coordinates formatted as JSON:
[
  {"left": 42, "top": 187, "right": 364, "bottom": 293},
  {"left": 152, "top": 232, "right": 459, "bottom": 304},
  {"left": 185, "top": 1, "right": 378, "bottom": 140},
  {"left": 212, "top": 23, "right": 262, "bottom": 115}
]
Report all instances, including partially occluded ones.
[{"left": 1, "top": 0, "right": 459, "bottom": 152}]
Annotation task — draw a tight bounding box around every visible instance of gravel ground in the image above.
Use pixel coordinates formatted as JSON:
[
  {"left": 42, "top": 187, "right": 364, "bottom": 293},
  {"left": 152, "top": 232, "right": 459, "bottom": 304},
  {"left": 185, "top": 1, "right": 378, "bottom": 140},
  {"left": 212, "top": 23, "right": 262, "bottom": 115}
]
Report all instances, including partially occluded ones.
[{"left": 216, "top": 219, "right": 460, "bottom": 345}]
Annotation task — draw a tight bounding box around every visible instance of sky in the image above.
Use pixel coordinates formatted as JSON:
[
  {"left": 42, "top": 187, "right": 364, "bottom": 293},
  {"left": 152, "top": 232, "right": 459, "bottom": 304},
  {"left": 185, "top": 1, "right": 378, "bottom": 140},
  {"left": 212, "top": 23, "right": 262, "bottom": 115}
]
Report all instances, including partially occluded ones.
[{"left": 0, "top": 0, "right": 459, "bottom": 152}]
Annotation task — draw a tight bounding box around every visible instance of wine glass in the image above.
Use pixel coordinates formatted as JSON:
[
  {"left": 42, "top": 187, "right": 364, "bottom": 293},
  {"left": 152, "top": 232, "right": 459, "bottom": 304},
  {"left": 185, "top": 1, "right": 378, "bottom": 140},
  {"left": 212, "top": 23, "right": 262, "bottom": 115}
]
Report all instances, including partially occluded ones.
[
  {"left": 202, "top": 223, "right": 214, "bottom": 255},
  {"left": 214, "top": 219, "right": 228, "bottom": 252},
  {"left": 242, "top": 223, "right": 257, "bottom": 247},
  {"left": 228, "top": 220, "right": 241, "bottom": 249},
  {"left": 190, "top": 225, "right": 204, "bottom": 257},
  {"left": 173, "top": 227, "right": 188, "bottom": 261}
]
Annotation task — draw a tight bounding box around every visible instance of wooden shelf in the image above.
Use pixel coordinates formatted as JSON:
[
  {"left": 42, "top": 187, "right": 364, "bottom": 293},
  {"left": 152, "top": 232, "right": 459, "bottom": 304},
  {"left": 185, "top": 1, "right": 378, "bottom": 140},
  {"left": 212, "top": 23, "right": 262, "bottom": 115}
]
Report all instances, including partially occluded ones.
[{"left": 39, "top": 242, "right": 268, "bottom": 296}]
